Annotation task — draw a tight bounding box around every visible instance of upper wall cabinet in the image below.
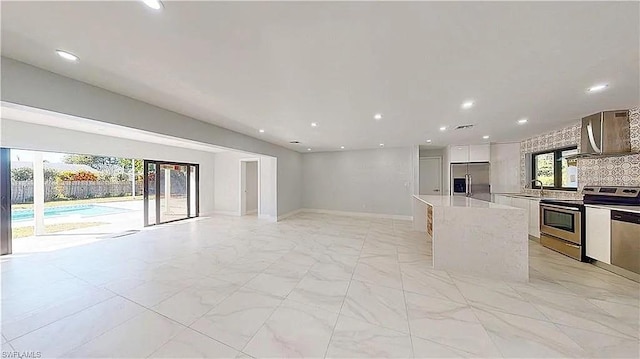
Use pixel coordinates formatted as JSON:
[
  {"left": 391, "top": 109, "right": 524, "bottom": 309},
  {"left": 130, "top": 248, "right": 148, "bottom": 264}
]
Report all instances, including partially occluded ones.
[
  {"left": 469, "top": 144, "right": 491, "bottom": 162},
  {"left": 449, "top": 144, "right": 490, "bottom": 163}
]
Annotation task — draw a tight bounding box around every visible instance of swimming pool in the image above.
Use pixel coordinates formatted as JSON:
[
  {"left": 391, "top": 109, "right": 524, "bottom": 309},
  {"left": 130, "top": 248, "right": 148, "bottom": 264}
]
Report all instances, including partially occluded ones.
[{"left": 12, "top": 205, "right": 131, "bottom": 222}]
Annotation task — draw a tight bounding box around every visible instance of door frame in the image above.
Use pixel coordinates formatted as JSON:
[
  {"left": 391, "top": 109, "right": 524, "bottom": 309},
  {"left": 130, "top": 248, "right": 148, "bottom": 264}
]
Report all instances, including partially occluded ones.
[
  {"left": 419, "top": 156, "right": 442, "bottom": 195},
  {"left": 239, "top": 158, "right": 260, "bottom": 216},
  {"left": 143, "top": 159, "right": 199, "bottom": 226},
  {"left": 1, "top": 148, "right": 12, "bottom": 255}
]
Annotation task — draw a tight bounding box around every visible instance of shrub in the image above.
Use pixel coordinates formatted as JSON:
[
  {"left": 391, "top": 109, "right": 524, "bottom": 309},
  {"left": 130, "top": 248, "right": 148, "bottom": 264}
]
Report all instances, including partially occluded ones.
[
  {"left": 11, "top": 167, "right": 33, "bottom": 181},
  {"left": 98, "top": 173, "right": 113, "bottom": 181},
  {"left": 115, "top": 173, "right": 129, "bottom": 181},
  {"left": 57, "top": 171, "right": 98, "bottom": 181}
]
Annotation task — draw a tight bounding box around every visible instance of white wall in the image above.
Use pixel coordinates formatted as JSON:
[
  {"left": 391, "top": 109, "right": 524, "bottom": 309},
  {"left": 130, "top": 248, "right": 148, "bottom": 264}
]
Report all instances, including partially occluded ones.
[
  {"left": 1, "top": 119, "right": 216, "bottom": 214},
  {"left": 213, "top": 151, "right": 246, "bottom": 215},
  {"left": 212, "top": 151, "right": 277, "bottom": 219},
  {"left": 245, "top": 161, "right": 258, "bottom": 213},
  {"left": 302, "top": 147, "right": 414, "bottom": 216},
  {"left": 442, "top": 147, "right": 451, "bottom": 195},
  {"left": 1, "top": 58, "right": 302, "bottom": 216},
  {"left": 260, "top": 157, "right": 277, "bottom": 220}
]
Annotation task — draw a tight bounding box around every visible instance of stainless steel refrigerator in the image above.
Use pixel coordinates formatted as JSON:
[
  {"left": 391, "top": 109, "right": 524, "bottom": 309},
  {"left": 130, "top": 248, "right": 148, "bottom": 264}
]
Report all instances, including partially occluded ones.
[{"left": 451, "top": 162, "right": 491, "bottom": 201}]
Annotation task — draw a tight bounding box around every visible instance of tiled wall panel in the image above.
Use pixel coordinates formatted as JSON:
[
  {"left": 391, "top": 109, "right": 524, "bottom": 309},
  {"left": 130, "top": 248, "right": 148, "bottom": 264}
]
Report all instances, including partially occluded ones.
[{"left": 520, "top": 107, "right": 639, "bottom": 199}]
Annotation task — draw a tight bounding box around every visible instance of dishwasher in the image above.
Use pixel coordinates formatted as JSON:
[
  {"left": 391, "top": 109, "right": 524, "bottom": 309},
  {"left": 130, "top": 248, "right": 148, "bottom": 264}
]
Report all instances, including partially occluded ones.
[{"left": 611, "top": 210, "right": 640, "bottom": 275}]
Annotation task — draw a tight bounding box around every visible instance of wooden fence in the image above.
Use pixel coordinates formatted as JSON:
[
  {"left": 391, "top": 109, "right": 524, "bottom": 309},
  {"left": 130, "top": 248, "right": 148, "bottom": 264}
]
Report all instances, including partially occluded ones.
[{"left": 11, "top": 180, "right": 145, "bottom": 204}]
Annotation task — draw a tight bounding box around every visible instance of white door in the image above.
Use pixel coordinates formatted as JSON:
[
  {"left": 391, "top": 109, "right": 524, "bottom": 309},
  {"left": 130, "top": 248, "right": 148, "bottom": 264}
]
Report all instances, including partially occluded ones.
[{"left": 419, "top": 158, "right": 442, "bottom": 195}]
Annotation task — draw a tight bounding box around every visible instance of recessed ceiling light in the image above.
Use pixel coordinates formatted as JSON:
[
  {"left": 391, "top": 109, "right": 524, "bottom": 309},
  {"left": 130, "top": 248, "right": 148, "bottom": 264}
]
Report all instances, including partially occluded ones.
[
  {"left": 56, "top": 50, "right": 79, "bottom": 62},
  {"left": 587, "top": 84, "right": 608, "bottom": 92},
  {"left": 426, "top": 139, "right": 432, "bottom": 143},
  {"left": 379, "top": 143, "right": 384, "bottom": 147},
  {"left": 483, "top": 135, "right": 490, "bottom": 139},
  {"left": 439, "top": 126, "right": 447, "bottom": 131},
  {"left": 307, "top": 148, "right": 311, "bottom": 151},
  {"left": 518, "top": 118, "right": 528, "bottom": 124},
  {"left": 461, "top": 101, "right": 474, "bottom": 109},
  {"left": 340, "top": 146, "right": 345, "bottom": 149},
  {"left": 374, "top": 113, "right": 383, "bottom": 120},
  {"left": 141, "top": 0, "right": 163, "bottom": 10},
  {"left": 259, "top": 129, "right": 265, "bottom": 133},
  {"left": 311, "top": 122, "right": 318, "bottom": 127}
]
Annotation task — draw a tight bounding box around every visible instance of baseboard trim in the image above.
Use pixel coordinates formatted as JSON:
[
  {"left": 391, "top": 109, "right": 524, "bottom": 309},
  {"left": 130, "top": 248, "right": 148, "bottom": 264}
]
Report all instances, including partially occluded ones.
[
  {"left": 246, "top": 209, "right": 257, "bottom": 215},
  {"left": 592, "top": 260, "right": 640, "bottom": 283},
  {"left": 277, "top": 209, "right": 303, "bottom": 221},
  {"left": 259, "top": 214, "right": 277, "bottom": 222},
  {"left": 301, "top": 208, "right": 413, "bottom": 221},
  {"left": 211, "top": 210, "right": 241, "bottom": 217}
]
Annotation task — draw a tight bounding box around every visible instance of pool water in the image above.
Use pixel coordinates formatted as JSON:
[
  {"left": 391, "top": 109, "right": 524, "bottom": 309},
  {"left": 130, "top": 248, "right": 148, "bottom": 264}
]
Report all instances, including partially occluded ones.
[{"left": 12, "top": 205, "right": 131, "bottom": 222}]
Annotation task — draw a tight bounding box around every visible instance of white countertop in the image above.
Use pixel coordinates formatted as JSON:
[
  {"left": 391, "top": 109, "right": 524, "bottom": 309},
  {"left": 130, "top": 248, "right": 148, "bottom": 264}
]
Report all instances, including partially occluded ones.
[
  {"left": 413, "top": 195, "right": 519, "bottom": 209},
  {"left": 585, "top": 204, "right": 640, "bottom": 214}
]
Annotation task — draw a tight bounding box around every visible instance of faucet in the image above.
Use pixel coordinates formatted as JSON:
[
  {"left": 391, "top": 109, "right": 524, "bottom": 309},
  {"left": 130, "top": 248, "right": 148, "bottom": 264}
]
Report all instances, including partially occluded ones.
[{"left": 531, "top": 179, "right": 545, "bottom": 197}]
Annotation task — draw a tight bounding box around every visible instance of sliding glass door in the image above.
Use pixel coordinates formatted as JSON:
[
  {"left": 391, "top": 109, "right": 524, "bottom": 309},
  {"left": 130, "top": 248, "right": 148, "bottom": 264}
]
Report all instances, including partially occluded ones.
[
  {"left": 144, "top": 160, "right": 199, "bottom": 226},
  {"left": 1, "top": 148, "right": 11, "bottom": 255}
]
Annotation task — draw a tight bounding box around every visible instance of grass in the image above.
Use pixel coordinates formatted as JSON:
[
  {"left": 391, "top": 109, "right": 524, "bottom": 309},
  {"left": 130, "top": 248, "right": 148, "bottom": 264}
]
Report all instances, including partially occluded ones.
[
  {"left": 12, "top": 196, "right": 143, "bottom": 210},
  {"left": 12, "top": 222, "right": 109, "bottom": 239}
]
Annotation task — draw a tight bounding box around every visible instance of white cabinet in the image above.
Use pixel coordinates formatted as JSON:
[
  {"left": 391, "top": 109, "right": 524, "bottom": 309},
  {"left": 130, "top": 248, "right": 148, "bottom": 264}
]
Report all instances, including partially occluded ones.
[
  {"left": 586, "top": 207, "right": 611, "bottom": 264},
  {"left": 529, "top": 200, "right": 540, "bottom": 238},
  {"left": 511, "top": 197, "right": 529, "bottom": 212},
  {"left": 450, "top": 146, "right": 470, "bottom": 163},
  {"left": 492, "top": 195, "right": 540, "bottom": 238},
  {"left": 469, "top": 144, "right": 490, "bottom": 162},
  {"left": 490, "top": 143, "right": 521, "bottom": 193},
  {"left": 493, "top": 195, "right": 512, "bottom": 206},
  {"left": 449, "top": 144, "right": 490, "bottom": 163}
]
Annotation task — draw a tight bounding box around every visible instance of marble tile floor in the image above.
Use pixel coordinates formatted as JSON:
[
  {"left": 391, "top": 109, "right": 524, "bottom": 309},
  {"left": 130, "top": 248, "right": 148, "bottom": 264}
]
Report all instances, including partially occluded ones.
[{"left": 1, "top": 213, "right": 638, "bottom": 358}]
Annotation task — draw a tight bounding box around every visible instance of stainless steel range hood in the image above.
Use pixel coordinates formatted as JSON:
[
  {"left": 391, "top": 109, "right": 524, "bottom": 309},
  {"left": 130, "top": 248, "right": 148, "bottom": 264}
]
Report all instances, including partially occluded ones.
[{"left": 568, "top": 110, "right": 638, "bottom": 159}]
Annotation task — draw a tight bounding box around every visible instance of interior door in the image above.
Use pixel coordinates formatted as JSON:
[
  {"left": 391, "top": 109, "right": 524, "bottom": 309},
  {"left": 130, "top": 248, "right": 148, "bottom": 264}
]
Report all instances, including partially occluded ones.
[{"left": 419, "top": 158, "right": 442, "bottom": 195}]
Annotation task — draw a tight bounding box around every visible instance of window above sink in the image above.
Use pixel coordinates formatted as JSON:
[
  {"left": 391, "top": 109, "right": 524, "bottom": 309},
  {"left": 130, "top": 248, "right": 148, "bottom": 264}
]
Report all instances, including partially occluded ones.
[{"left": 531, "top": 146, "right": 578, "bottom": 191}]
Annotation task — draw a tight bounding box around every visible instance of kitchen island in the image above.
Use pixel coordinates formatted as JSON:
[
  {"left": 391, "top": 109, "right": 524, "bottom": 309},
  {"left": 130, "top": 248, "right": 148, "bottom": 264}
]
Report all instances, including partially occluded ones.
[{"left": 413, "top": 195, "right": 529, "bottom": 281}]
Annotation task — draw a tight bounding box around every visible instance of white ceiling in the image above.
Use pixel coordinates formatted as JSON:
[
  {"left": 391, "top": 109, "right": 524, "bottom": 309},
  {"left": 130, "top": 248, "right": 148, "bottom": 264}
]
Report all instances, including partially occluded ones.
[{"left": 1, "top": 1, "right": 638, "bottom": 152}]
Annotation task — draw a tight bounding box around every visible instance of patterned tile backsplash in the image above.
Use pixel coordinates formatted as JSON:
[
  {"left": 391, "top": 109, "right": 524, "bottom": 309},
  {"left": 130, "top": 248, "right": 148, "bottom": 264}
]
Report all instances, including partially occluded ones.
[{"left": 520, "top": 106, "right": 639, "bottom": 199}]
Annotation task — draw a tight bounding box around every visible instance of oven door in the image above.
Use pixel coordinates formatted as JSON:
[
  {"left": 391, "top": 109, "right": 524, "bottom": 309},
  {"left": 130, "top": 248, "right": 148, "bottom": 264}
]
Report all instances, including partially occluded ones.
[{"left": 540, "top": 204, "right": 582, "bottom": 244}]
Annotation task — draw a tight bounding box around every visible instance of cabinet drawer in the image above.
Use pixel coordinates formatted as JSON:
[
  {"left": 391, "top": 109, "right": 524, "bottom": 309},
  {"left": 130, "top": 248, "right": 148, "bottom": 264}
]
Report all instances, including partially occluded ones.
[{"left": 541, "top": 234, "right": 581, "bottom": 261}]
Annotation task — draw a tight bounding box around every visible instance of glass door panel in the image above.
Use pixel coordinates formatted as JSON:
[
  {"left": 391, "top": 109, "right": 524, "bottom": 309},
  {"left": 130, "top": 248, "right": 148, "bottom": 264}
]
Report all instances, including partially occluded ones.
[
  {"left": 159, "top": 164, "right": 188, "bottom": 223},
  {"left": 189, "top": 165, "right": 197, "bottom": 218},
  {"left": 144, "top": 160, "right": 198, "bottom": 226},
  {"left": 143, "top": 161, "right": 157, "bottom": 226},
  {"left": 1, "top": 148, "right": 12, "bottom": 255}
]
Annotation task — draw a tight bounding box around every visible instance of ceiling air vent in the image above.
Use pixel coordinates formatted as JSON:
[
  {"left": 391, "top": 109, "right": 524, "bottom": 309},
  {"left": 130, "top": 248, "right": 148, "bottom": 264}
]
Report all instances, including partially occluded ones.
[
  {"left": 454, "top": 124, "right": 474, "bottom": 130},
  {"left": 289, "top": 141, "right": 300, "bottom": 144}
]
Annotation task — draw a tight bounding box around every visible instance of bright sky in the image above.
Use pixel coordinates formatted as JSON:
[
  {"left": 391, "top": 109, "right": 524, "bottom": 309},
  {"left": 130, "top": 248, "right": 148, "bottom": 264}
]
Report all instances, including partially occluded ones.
[{"left": 10, "top": 150, "right": 66, "bottom": 163}]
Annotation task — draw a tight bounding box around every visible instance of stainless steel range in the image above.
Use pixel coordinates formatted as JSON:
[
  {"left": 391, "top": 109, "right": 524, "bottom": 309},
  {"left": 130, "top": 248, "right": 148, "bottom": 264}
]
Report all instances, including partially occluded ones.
[
  {"left": 582, "top": 186, "right": 640, "bottom": 206},
  {"left": 539, "top": 186, "right": 640, "bottom": 262},
  {"left": 539, "top": 199, "right": 586, "bottom": 261}
]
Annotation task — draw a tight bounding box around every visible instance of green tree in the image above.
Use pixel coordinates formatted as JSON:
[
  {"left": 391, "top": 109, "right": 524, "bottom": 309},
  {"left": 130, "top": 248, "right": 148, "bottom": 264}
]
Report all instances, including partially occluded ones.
[
  {"left": 118, "top": 159, "right": 143, "bottom": 174},
  {"left": 63, "top": 155, "right": 120, "bottom": 170}
]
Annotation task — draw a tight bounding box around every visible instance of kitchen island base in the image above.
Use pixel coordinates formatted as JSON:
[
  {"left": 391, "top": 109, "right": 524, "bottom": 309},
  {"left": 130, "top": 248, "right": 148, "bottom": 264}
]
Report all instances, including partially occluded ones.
[{"left": 413, "top": 195, "right": 529, "bottom": 282}]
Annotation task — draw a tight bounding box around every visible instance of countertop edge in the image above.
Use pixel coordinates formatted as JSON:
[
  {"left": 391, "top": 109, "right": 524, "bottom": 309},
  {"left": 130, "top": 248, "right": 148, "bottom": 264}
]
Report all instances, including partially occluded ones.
[{"left": 413, "top": 195, "right": 523, "bottom": 210}]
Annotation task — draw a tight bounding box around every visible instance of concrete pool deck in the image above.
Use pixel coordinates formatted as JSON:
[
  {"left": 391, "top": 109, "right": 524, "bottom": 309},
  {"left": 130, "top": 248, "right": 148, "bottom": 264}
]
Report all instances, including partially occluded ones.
[{"left": 11, "top": 200, "right": 144, "bottom": 253}]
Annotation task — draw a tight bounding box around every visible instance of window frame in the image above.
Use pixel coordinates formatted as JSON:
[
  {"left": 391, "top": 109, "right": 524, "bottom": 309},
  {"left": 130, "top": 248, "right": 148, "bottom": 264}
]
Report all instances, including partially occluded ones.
[{"left": 530, "top": 145, "right": 578, "bottom": 191}]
